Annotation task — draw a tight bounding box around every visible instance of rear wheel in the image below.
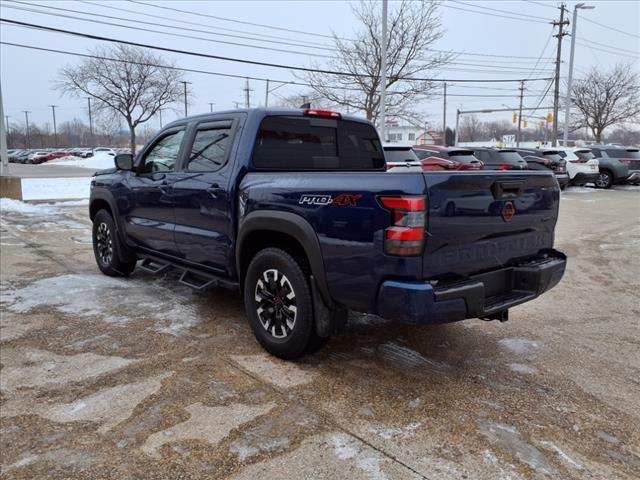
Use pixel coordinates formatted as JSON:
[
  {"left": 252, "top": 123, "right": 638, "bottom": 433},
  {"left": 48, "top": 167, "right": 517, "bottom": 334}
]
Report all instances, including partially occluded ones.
[
  {"left": 92, "top": 209, "right": 136, "bottom": 277},
  {"left": 243, "top": 248, "right": 318, "bottom": 359},
  {"left": 595, "top": 170, "right": 613, "bottom": 189}
]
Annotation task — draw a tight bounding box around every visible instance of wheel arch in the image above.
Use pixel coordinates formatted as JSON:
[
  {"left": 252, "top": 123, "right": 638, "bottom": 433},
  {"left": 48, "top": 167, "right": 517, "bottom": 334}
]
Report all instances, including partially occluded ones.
[{"left": 237, "top": 211, "right": 333, "bottom": 308}]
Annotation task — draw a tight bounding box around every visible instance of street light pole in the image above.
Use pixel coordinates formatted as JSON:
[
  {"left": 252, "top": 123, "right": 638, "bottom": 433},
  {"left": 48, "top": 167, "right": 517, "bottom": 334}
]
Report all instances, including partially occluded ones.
[
  {"left": 180, "top": 81, "right": 191, "bottom": 116},
  {"left": 23, "top": 110, "right": 31, "bottom": 149},
  {"left": 264, "top": 79, "right": 269, "bottom": 107},
  {"left": 378, "top": 0, "right": 388, "bottom": 142},
  {"left": 209, "top": 102, "right": 215, "bottom": 113},
  {"left": 563, "top": 3, "right": 594, "bottom": 146},
  {"left": 517, "top": 80, "right": 524, "bottom": 147},
  {"left": 49, "top": 105, "right": 58, "bottom": 147},
  {"left": 86, "top": 97, "right": 93, "bottom": 146},
  {"left": 442, "top": 82, "right": 447, "bottom": 145}
]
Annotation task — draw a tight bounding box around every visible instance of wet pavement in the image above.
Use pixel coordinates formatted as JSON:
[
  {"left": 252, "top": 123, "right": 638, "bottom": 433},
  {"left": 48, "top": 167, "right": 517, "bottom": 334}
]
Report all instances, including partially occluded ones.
[{"left": 1, "top": 187, "right": 639, "bottom": 479}]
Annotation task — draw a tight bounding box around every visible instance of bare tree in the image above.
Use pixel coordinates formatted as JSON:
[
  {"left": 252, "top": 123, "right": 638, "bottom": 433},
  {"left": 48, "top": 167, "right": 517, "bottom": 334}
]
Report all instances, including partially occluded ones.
[
  {"left": 302, "top": 0, "right": 450, "bottom": 125},
  {"left": 56, "top": 44, "right": 184, "bottom": 154},
  {"left": 571, "top": 63, "right": 640, "bottom": 143},
  {"left": 459, "top": 114, "right": 483, "bottom": 142}
]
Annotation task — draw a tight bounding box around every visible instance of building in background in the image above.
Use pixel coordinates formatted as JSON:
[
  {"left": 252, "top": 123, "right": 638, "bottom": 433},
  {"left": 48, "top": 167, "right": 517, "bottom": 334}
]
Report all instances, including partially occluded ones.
[{"left": 383, "top": 118, "right": 439, "bottom": 145}]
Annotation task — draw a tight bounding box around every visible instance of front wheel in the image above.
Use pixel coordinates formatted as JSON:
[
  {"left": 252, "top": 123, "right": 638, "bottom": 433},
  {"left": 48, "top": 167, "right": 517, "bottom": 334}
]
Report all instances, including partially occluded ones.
[
  {"left": 92, "top": 209, "right": 136, "bottom": 277},
  {"left": 243, "top": 248, "right": 318, "bottom": 359},
  {"left": 594, "top": 171, "right": 613, "bottom": 189}
]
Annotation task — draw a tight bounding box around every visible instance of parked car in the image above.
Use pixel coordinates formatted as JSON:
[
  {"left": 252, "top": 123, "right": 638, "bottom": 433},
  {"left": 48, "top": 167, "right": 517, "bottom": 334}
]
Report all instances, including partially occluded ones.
[
  {"left": 587, "top": 145, "right": 640, "bottom": 187},
  {"left": 93, "top": 147, "right": 116, "bottom": 156},
  {"left": 554, "top": 147, "right": 600, "bottom": 186},
  {"left": 468, "top": 147, "right": 528, "bottom": 170},
  {"left": 514, "top": 148, "right": 569, "bottom": 189},
  {"left": 413, "top": 145, "right": 483, "bottom": 170},
  {"left": 77, "top": 149, "right": 94, "bottom": 158},
  {"left": 383, "top": 145, "right": 422, "bottom": 171},
  {"left": 90, "top": 108, "right": 566, "bottom": 359},
  {"left": 27, "top": 151, "right": 53, "bottom": 164}
]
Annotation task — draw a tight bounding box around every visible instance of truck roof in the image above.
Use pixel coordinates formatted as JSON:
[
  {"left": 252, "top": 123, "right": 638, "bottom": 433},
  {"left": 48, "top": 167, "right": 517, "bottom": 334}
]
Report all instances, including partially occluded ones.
[{"left": 164, "top": 108, "right": 372, "bottom": 129}]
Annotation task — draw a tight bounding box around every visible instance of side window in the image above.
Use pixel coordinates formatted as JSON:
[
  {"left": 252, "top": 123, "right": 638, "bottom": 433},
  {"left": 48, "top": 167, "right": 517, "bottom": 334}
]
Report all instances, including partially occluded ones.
[
  {"left": 408, "top": 133, "right": 416, "bottom": 141},
  {"left": 187, "top": 126, "right": 232, "bottom": 171},
  {"left": 590, "top": 148, "right": 601, "bottom": 157},
  {"left": 141, "top": 130, "right": 185, "bottom": 173}
]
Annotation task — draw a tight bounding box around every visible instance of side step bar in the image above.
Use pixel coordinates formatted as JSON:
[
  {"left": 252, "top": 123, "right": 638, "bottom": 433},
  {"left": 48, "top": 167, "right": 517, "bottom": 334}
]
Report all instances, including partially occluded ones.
[
  {"left": 138, "top": 254, "right": 239, "bottom": 292},
  {"left": 139, "top": 258, "right": 173, "bottom": 274}
]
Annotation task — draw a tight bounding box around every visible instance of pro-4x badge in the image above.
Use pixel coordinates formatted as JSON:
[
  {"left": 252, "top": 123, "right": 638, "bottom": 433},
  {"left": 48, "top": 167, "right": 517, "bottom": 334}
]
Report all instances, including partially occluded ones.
[{"left": 299, "top": 194, "right": 362, "bottom": 207}]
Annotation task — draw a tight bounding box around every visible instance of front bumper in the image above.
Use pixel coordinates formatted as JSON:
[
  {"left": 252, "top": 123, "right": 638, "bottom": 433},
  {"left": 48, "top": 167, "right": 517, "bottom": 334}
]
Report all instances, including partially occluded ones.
[
  {"left": 624, "top": 171, "right": 640, "bottom": 184},
  {"left": 376, "top": 249, "right": 566, "bottom": 324},
  {"left": 570, "top": 172, "right": 599, "bottom": 185}
]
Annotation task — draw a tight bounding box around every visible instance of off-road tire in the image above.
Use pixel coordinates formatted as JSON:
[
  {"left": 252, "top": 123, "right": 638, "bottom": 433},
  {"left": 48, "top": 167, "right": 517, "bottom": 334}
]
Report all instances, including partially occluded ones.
[
  {"left": 92, "top": 209, "right": 136, "bottom": 277},
  {"left": 244, "top": 247, "right": 318, "bottom": 359}
]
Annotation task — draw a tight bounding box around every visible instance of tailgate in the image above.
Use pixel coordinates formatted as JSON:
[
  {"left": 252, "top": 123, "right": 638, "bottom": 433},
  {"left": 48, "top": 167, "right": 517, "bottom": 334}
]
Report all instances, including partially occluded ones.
[{"left": 422, "top": 171, "right": 560, "bottom": 279}]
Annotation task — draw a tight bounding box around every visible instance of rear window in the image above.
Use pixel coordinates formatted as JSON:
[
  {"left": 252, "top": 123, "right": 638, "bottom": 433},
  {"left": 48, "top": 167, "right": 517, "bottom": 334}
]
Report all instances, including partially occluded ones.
[
  {"left": 384, "top": 149, "right": 419, "bottom": 163},
  {"left": 497, "top": 151, "right": 524, "bottom": 165},
  {"left": 607, "top": 149, "right": 640, "bottom": 159},
  {"left": 446, "top": 150, "right": 480, "bottom": 163},
  {"left": 575, "top": 150, "right": 594, "bottom": 160},
  {"left": 541, "top": 153, "right": 563, "bottom": 162},
  {"left": 252, "top": 116, "right": 384, "bottom": 170},
  {"left": 413, "top": 149, "right": 439, "bottom": 160}
]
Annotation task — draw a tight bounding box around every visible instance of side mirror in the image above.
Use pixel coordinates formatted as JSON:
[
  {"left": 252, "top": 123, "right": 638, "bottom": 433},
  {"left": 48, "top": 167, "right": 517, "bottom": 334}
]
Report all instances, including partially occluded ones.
[{"left": 115, "top": 153, "right": 133, "bottom": 170}]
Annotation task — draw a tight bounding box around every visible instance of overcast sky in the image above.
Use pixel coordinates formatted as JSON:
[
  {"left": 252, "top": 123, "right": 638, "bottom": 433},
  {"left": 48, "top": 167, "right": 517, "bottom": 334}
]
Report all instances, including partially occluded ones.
[{"left": 1, "top": 0, "right": 638, "bottom": 132}]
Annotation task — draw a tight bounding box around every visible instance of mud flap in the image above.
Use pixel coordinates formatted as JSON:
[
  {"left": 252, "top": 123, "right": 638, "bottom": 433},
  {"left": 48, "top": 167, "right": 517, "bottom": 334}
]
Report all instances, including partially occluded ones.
[{"left": 310, "top": 275, "right": 347, "bottom": 338}]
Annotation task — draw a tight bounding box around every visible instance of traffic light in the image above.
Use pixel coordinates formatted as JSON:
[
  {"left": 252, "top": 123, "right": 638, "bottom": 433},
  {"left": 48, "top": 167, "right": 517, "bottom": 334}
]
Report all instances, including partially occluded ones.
[
  {"left": 546, "top": 113, "right": 553, "bottom": 124},
  {"left": 523, "top": 119, "right": 528, "bottom": 128},
  {"left": 513, "top": 112, "right": 517, "bottom": 124}
]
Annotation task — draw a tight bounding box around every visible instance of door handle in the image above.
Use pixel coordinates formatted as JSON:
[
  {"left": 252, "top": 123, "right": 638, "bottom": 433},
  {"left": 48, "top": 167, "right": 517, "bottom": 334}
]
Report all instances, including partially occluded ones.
[{"left": 206, "top": 183, "right": 224, "bottom": 198}]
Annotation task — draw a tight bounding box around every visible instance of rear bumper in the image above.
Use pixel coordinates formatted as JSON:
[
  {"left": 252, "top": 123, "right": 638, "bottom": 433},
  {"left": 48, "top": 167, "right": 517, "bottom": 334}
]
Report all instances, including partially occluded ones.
[
  {"left": 570, "top": 172, "right": 599, "bottom": 185},
  {"left": 376, "top": 249, "right": 566, "bottom": 324},
  {"left": 555, "top": 173, "right": 569, "bottom": 188},
  {"left": 624, "top": 171, "right": 640, "bottom": 184}
]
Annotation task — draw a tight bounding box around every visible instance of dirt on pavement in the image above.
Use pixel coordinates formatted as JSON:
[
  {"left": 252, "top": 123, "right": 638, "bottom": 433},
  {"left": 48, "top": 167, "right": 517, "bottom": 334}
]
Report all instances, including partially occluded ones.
[{"left": 1, "top": 187, "right": 639, "bottom": 479}]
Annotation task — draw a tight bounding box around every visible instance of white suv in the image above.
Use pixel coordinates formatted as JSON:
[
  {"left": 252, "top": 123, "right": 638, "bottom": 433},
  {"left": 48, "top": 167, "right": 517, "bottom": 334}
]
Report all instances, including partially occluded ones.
[{"left": 555, "top": 147, "right": 599, "bottom": 186}]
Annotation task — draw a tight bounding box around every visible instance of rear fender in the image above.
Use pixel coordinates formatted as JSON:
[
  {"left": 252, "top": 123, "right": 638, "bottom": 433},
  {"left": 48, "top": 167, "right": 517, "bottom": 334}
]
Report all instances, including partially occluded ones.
[{"left": 236, "top": 210, "right": 333, "bottom": 308}]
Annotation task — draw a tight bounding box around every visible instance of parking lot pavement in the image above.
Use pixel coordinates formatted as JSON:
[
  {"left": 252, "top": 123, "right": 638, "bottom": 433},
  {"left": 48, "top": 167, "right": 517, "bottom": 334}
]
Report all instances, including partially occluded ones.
[{"left": 1, "top": 187, "right": 639, "bottom": 480}]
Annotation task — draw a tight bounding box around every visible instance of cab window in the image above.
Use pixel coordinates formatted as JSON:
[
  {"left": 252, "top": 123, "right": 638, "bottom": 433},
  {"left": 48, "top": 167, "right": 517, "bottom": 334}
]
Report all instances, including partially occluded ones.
[{"left": 141, "top": 130, "right": 185, "bottom": 173}]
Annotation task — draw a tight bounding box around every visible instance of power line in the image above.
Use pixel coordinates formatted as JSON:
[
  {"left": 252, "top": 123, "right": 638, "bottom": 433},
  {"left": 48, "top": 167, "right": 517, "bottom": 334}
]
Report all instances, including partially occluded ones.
[
  {"left": 522, "top": 0, "right": 558, "bottom": 9},
  {"left": 578, "top": 38, "right": 640, "bottom": 57},
  {"left": 0, "top": 41, "right": 549, "bottom": 101},
  {"left": 91, "top": 0, "right": 555, "bottom": 61},
  {"left": 2, "top": 2, "right": 336, "bottom": 59},
  {"left": 576, "top": 41, "right": 640, "bottom": 59},
  {"left": 0, "top": 19, "right": 553, "bottom": 83},
  {"left": 581, "top": 17, "right": 640, "bottom": 40},
  {"left": 450, "top": 0, "right": 553, "bottom": 22},
  {"left": 127, "top": 0, "right": 339, "bottom": 40},
  {"left": 440, "top": 1, "right": 552, "bottom": 24}
]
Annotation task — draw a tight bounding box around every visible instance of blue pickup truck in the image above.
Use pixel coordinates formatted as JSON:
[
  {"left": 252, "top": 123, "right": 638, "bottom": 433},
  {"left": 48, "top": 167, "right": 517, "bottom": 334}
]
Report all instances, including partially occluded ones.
[{"left": 90, "top": 108, "right": 566, "bottom": 359}]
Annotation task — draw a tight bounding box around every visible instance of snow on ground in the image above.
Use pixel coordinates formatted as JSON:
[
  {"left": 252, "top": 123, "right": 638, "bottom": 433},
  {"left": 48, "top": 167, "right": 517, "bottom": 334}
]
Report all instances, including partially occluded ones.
[
  {"left": 0, "top": 198, "right": 88, "bottom": 214},
  {"left": 48, "top": 152, "right": 116, "bottom": 170},
  {"left": 20, "top": 177, "right": 91, "bottom": 201}
]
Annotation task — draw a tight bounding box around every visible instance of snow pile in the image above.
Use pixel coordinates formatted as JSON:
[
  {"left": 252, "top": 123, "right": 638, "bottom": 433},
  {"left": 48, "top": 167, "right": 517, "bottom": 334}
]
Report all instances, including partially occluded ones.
[
  {"left": 0, "top": 197, "right": 59, "bottom": 214},
  {"left": 48, "top": 152, "right": 116, "bottom": 170}
]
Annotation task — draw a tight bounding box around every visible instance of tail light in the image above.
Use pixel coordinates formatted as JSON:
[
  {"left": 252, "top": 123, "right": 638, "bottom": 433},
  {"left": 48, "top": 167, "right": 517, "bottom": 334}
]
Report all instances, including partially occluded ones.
[
  {"left": 378, "top": 196, "right": 426, "bottom": 256},
  {"left": 498, "top": 165, "right": 512, "bottom": 171},
  {"left": 303, "top": 109, "right": 341, "bottom": 119},
  {"left": 619, "top": 159, "right": 635, "bottom": 163}
]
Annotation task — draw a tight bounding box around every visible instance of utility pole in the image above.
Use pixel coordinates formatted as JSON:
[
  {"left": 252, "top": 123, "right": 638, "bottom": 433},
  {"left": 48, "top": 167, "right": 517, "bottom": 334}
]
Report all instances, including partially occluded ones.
[
  {"left": 0, "top": 85, "right": 7, "bottom": 176},
  {"left": 454, "top": 108, "right": 460, "bottom": 146},
  {"left": 49, "top": 105, "right": 58, "bottom": 147},
  {"left": 180, "top": 81, "right": 191, "bottom": 117},
  {"left": 233, "top": 101, "right": 241, "bottom": 109},
  {"left": 264, "top": 79, "right": 269, "bottom": 107},
  {"left": 517, "top": 80, "right": 525, "bottom": 147},
  {"left": 563, "top": 3, "right": 594, "bottom": 146},
  {"left": 209, "top": 102, "right": 215, "bottom": 113},
  {"left": 23, "top": 110, "right": 31, "bottom": 149},
  {"left": 551, "top": 3, "right": 568, "bottom": 147},
  {"left": 87, "top": 97, "right": 93, "bottom": 146},
  {"left": 379, "top": 0, "right": 388, "bottom": 142},
  {"left": 243, "top": 77, "right": 252, "bottom": 108},
  {"left": 158, "top": 108, "right": 163, "bottom": 128},
  {"left": 442, "top": 82, "right": 447, "bottom": 145}
]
